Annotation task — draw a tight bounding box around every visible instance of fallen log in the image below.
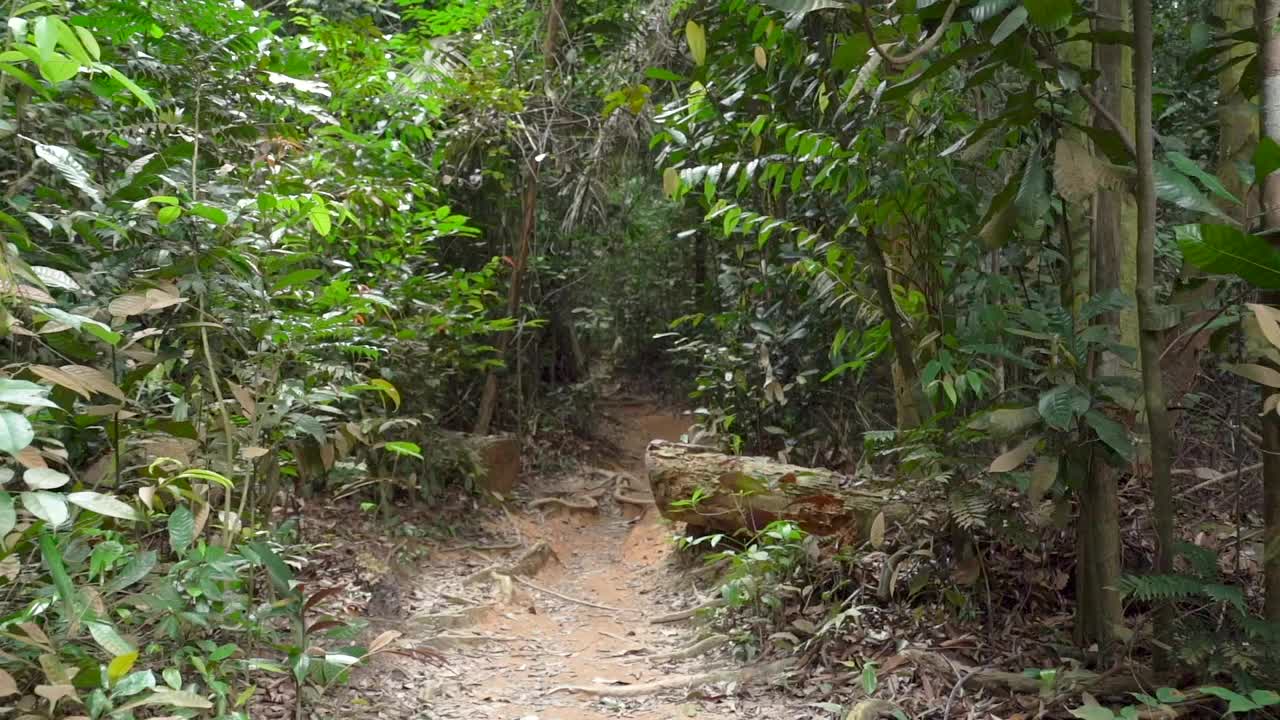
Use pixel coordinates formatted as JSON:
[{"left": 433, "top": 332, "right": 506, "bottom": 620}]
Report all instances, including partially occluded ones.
[{"left": 645, "top": 441, "right": 910, "bottom": 537}]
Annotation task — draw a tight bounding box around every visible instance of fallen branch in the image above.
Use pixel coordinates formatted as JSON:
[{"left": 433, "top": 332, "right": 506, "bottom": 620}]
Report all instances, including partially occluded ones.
[
  {"left": 649, "top": 597, "right": 725, "bottom": 624},
  {"left": 508, "top": 574, "right": 631, "bottom": 613},
  {"left": 645, "top": 633, "right": 729, "bottom": 663},
  {"left": 546, "top": 658, "right": 795, "bottom": 697},
  {"left": 1173, "top": 463, "right": 1261, "bottom": 498}
]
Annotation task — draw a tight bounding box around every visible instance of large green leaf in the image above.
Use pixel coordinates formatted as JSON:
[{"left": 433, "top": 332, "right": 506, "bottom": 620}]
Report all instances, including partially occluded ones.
[
  {"left": 0, "top": 379, "right": 57, "bottom": 408},
  {"left": 68, "top": 491, "right": 139, "bottom": 521},
  {"left": 168, "top": 505, "right": 195, "bottom": 556},
  {"left": 23, "top": 491, "right": 68, "bottom": 526},
  {"left": 972, "top": 0, "right": 1017, "bottom": 22},
  {"left": 991, "top": 6, "right": 1028, "bottom": 44},
  {"left": 1165, "top": 151, "right": 1240, "bottom": 206},
  {"left": 245, "top": 541, "right": 296, "bottom": 595},
  {"left": 1085, "top": 410, "right": 1133, "bottom": 461},
  {"left": 104, "top": 550, "right": 157, "bottom": 594},
  {"left": 34, "top": 144, "right": 103, "bottom": 203},
  {"left": 40, "top": 532, "right": 84, "bottom": 622},
  {"left": 757, "top": 0, "right": 844, "bottom": 14},
  {"left": 0, "top": 411, "right": 34, "bottom": 455},
  {"left": 1255, "top": 137, "right": 1280, "bottom": 181},
  {"left": 1038, "top": 384, "right": 1084, "bottom": 431},
  {"left": 1014, "top": 146, "right": 1049, "bottom": 239},
  {"left": 1154, "top": 162, "right": 1230, "bottom": 220},
  {"left": 1177, "top": 223, "right": 1280, "bottom": 289},
  {"left": 0, "top": 491, "right": 14, "bottom": 537},
  {"left": 1024, "top": 0, "right": 1073, "bottom": 31}
]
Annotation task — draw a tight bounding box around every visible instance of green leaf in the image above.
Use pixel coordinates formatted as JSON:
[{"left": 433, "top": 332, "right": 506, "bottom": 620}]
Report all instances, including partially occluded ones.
[
  {"left": 1177, "top": 223, "right": 1280, "bottom": 289},
  {"left": 111, "top": 668, "right": 154, "bottom": 698},
  {"left": 644, "top": 67, "right": 685, "bottom": 83},
  {"left": 1024, "top": 0, "right": 1073, "bottom": 31},
  {"left": 246, "top": 541, "right": 296, "bottom": 595},
  {"left": 35, "top": 143, "right": 102, "bottom": 203},
  {"left": 94, "top": 63, "right": 156, "bottom": 110},
  {"left": 384, "top": 441, "right": 423, "bottom": 459},
  {"left": 189, "top": 203, "right": 228, "bottom": 225},
  {"left": 108, "top": 652, "right": 139, "bottom": 683},
  {"left": 167, "top": 505, "right": 194, "bottom": 555},
  {"left": 73, "top": 27, "right": 100, "bottom": 61},
  {"left": 685, "top": 21, "right": 706, "bottom": 66},
  {"left": 1200, "top": 687, "right": 1259, "bottom": 713},
  {"left": 991, "top": 5, "right": 1029, "bottom": 44},
  {"left": 1256, "top": 137, "right": 1280, "bottom": 181},
  {"left": 124, "top": 689, "right": 213, "bottom": 710},
  {"left": 1165, "top": 151, "right": 1240, "bottom": 206},
  {"left": 1014, "top": 147, "right": 1049, "bottom": 239},
  {"left": 0, "top": 379, "right": 56, "bottom": 408},
  {"left": 972, "top": 0, "right": 1017, "bottom": 22},
  {"left": 272, "top": 269, "right": 324, "bottom": 292},
  {"left": 34, "top": 16, "right": 57, "bottom": 61},
  {"left": 68, "top": 491, "right": 139, "bottom": 521},
  {"left": 308, "top": 204, "right": 332, "bottom": 236},
  {"left": 23, "top": 491, "right": 67, "bottom": 526},
  {"left": 104, "top": 550, "right": 157, "bottom": 594},
  {"left": 24, "top": 468, "right": 69, "bottom": 490},
  {"left": 88, "top": 620, "right": 135, "bottom": 655},
  {"left": 37, "top": 54, "right": 79, "bottom": 83},
  {"left": 1037, "top": 384, "right": 1080, "bottom": 431},
  {"left": 1251, "top": 690, "right": 1280, "bottom": 707},
  {"left": 0, "top": 491, "right": 15, "bottom": 537},
  {"left": 1085, "top": 410, "right": 1133, "bottom": 461},
  {"left": 1155, "top": 162, "right": 1230, "bottom": 220},
  {"left": 757, "top": 0, "right": 844, "bottom": 14},
  {"left": 156, "top": 206, "right": 181, "bottom": 225},
  {"left": 0, "top": 411, "right": 34, "bottom": 455},
  {"left": 40, "top": 532, "right": 83, "bottom": 621}
]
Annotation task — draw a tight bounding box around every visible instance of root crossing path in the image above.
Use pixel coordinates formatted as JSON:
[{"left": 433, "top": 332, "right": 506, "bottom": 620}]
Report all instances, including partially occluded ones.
[{"left": 336, "top": 402, "right": 789, "bottom": 720}]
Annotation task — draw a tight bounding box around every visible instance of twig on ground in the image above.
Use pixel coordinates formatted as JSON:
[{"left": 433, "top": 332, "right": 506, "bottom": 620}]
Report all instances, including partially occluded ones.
[
  {"left": 649, "top": 597, "right": 725, "bottom": 624},
  {"left": 545, "top": 658, "right": 795, "bottom": 697},
  {"left": 507, "top": 573, "right": 632, "bottom": 613}
]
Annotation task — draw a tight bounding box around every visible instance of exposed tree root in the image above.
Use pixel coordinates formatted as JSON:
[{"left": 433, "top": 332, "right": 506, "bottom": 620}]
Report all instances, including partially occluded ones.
[
  {"left": 614, "top": 485, "right": 653, "bottom": 508},
  {"left": 463, "top": 540, "right": 557, "bottom": 586},
  {"left": 645, "top": 633, "right": 729, "bottom": 663},
  {"left": 545, "top": 658, "right": 795, "bottom": 697},
  {"left": 528, "top": 495, "right": 599, "bottom": 511},
  {"left": 904, "top": 649, "right": 1158, "bottom": 698},
  {"left": 649, "top": 597, "right": 725, "bottom": 624}
]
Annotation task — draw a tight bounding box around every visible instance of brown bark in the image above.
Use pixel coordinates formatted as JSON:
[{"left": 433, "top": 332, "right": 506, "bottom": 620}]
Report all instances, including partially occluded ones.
[
  {"left": 645, "top": 440, "right": 910, "bottom": 537},
  {"left": 474, "top": 173, "right": 538, "bottom": 435},
  {"left": 1260, "top": 0, "right": 1280, "bottom": 622},
  {"left": 1079, "top": 0, "right": 1131, "bottom": 658},
  {"left": 1133, "top": 0, "right": 1175, "bottom": 659},
  {"left": 862, "top": 231, "right": 930, "bottom": 428}
]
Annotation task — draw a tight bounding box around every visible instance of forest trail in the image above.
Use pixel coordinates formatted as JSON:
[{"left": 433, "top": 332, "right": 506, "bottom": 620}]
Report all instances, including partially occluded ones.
[{"left": 331, "top": 401, "right": 785, "bottom": 720}]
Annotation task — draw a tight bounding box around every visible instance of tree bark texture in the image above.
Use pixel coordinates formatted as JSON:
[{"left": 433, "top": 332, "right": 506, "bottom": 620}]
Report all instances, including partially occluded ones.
[{"left": 1258, "top": 0, "right": 1280, "bottom": 622}]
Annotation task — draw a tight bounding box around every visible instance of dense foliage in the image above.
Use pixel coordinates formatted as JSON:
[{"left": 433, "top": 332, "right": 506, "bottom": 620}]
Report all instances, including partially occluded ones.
[{"left": 6, "top": 0, "right": 1280, "bottom": 716}]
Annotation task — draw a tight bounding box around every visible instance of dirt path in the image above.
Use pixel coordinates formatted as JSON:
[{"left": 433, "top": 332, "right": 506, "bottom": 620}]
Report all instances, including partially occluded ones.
[{"left": 331, "top": 401, "right": 787, "bottom": 720}]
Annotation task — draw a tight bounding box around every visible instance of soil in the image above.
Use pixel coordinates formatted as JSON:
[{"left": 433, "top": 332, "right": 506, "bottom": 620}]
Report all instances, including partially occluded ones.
[{"left": 312, "top": 400, "right": 794, "bottom": 720}]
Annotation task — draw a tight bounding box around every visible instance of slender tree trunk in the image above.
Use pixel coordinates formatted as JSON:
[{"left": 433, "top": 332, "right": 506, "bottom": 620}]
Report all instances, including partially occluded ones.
[
  {"left": 1079, "top": 0, "right": 1133, "bottom": 659},
  {"left": 1258, "top": 0, "right": 1280, "bottom": 622},
  {"left": 475, "top": 173, "right": 538, "bottom": 435},
  {"left": 862, "top": 230, "right": 931, "bottom": 428},
  {"left": 1132, "top": 0, "right": 1175, "bottom": 661},
  {"left": 473, "top": 0, "right": 564, "bottom": 434}
]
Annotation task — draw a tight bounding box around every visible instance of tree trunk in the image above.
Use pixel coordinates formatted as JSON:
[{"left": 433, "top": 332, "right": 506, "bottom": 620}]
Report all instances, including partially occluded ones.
[
  {"left": 1079, "top": 0, "right": 1133, "bottom": 659},
  {"left": 1132, "top": 0, "right": 1175, "bottom": 661},
  {"left": 1258, "top": 0, "right": 1280, "bottom": 622},
  {"left": 645, "top": 440, "right": 910, "bottom": 537},
  {"left": 474, "top": 173, "right": 537, "bottom": 435},
  {"left": 862, "top": 231, "right": 930, "bottom": 428}
]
